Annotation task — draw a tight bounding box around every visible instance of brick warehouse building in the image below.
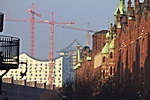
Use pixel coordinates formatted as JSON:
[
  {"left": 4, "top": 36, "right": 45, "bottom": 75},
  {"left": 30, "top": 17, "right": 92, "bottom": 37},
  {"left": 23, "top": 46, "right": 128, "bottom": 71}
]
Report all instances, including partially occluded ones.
[
  {"left": 74, "top": 0, "right": 150, "bottom": 98},
  {"left": 114, "top": 0, "right": 150, "bottom": 97},
  {"left": 74, "top": 26, "right": 116, "bottom": 83},
  {"left": 74, "top": 30, "right": 108, "bottom": 82},
  {"left": 74, "top": 29, "right": 116, "bottom": 80},
  {"left": 73, "top": 0, "right": 124, "bottom": 82}
]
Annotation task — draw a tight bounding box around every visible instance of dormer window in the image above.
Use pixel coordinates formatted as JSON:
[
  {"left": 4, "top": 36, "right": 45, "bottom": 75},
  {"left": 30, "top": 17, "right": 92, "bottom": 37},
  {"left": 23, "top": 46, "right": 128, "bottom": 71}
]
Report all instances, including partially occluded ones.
[
  {"left": 110, "top": 52, "right": 113, "bottom": 58},
  {"left": 103, "top": 56, "right": 106, "bottom": 62}
]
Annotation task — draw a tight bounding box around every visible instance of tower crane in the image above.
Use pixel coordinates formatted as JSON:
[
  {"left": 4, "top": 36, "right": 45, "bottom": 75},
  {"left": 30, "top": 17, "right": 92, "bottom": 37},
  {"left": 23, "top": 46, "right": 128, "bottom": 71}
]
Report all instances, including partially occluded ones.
[
  {"left": 5, "top": 6, "right": 75, "bottom": 85},
  {"left": 57, "top": 23, "right": 96, "bottom": 46},
  {"left": 5, "top": 2, "right": 42, "bottom": 57},
  {"left": 28, "top": 3, "right": 42, "bottom": 57}
]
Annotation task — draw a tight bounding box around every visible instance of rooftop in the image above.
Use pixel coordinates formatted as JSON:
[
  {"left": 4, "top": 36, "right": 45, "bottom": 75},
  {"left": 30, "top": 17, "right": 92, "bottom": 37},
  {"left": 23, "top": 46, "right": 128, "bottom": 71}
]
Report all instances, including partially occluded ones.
[
  {"left": 59, "top": 39, "right": 82, "bottom": 53},
  {"left": 94, "top": 30, "right": 108, "bottom": 35}
]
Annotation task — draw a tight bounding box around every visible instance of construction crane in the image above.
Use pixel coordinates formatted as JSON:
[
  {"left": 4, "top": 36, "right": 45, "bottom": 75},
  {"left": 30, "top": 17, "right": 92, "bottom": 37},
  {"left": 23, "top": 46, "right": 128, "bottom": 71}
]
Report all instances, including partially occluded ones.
[
  {"left": 5, "top": 2, "right": 42, "bottom": 57},
  {"left": 28, "top": 3, "right": 42, "bottom": 56},
  {"left": 57, "top": 23, "right": 96, "bottom": 46},
  {"left": 5, "top": 8, "right": 74, "bottom": 85},
  {"left": 42, "top": 12, "right": 75, "bottom": 85}
]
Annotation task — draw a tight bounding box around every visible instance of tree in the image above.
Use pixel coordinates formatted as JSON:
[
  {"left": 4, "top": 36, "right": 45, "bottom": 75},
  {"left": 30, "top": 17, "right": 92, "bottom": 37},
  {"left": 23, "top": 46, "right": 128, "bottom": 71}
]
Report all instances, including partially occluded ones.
[
  {"left": 98, "top": 77, "right": 143, "bottom": 100},
  {"left": 57, "top": 72, "right": 101, "bottom": 100},
  {"left": 58, "top": 74, "right": 149, "bottom": 100},
  {"left": 57, "top": 79, "right": 75, "bottom": 100},
  {"left": 39, "top": 90, "right": 53, "bottom": 100}
]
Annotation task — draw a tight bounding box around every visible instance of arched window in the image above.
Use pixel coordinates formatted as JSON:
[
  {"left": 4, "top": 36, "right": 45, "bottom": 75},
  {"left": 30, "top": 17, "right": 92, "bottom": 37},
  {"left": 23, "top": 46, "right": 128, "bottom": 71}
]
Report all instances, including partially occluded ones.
[
  {"left": 110, "top": 52, "right": 113, "bottom": 58},
  {"left": 103, "top": 56, "right": 106, "bottom": 62},
  {"left": 110, "top": 66, "right": 112, "bottom": 75}
]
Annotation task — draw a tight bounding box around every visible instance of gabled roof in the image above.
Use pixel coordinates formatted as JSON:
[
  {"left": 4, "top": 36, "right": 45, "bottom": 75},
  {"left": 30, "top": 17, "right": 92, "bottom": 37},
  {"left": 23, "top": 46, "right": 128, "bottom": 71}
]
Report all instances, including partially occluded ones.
[{"left": 59, "top": 39, "right": 82, "bottom": 53}]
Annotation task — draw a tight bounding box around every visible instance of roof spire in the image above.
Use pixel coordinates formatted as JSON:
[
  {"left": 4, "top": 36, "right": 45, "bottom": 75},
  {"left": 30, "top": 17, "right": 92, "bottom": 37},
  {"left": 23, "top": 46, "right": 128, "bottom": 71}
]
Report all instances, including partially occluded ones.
[
  {"left": 120, "top": 0, "right": 125, "bottom": 4},
  {"left": 109, "top": 23, "right": 113, "bottom": 41},
  {"left": 110, "top": 23, "right": 112, "bottom": 33},
  {"left": 108, "top": 18, "right": 110, "bottom": 31},
  {"left": 134, "top": 0, "right": 139, "bottom": 5},
  {"left": 117, "top": 9, "right": 121, "bottom": 21},
  {"left": 114, "top": 0, "right": 126, "bottom": 16},
  {"left": 128, "top": 0, "right": 132, "bottom": 11}
]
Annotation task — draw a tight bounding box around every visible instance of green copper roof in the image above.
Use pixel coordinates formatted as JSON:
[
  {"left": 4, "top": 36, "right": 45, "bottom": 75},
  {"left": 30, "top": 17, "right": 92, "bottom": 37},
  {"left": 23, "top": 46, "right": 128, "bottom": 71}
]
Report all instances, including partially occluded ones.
[
  {"left": 101, "top": 42, "right": 109, "bottom": 54},
  {"left": 114, "top": 0, "right": 126, "bottom": 16},
  {"left": 106, "top": 31, "right": 110, "bottom": 39},
  {"left": 117, "top": 22, "right": 121, "bottom": 28},
  {"left": 109, "top": 38, "right": 115, "bottom": 49},
  {"left": 86, "top": 56, "right": 91, "bottom": 61},
  {"left": 74, "top": 63, "right": 81, "bottom": 70},
  {"left": 77, "top": 49, "right": 82, "bottom": 63}
]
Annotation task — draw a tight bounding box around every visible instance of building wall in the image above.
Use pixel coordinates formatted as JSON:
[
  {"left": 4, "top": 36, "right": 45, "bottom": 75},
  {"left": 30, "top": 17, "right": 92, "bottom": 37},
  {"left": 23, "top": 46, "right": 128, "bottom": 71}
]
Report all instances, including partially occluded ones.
[
  {"left": 53, "top": 57, "right": 63, "bottom": 87},
  {"left": 0, "top": 77, "right": 51, "bottom": 100},
  {"left": 114, "top": 0, "right": 150, "bottom": 97},
  {"left": 74, "top": 31, "right": 107, "bottom": 82},
  {"left": 94, "top": 52, "right": 102, "bottom": 69},
  {"left": 74, "top": 0, "right": 150, "bottom": 98},
  {"left": 62, "top": 56, "right": 74, "bottom": 84},
  {"left": 53, "top": 56, "right": 74, "bottom": 87},
  {"left": 2, "top": 53, "right": 49, "bottom": 85},
  {"left": 92, "top": 31, "right": 106, "bottom": 55}
]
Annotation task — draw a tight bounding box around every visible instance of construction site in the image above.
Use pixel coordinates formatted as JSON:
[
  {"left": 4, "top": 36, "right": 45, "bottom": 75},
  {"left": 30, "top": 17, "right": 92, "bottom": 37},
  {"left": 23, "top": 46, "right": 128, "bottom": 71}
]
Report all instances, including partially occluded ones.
[{"left": 2, "top": 2, "right": 98, "bottom": 85}]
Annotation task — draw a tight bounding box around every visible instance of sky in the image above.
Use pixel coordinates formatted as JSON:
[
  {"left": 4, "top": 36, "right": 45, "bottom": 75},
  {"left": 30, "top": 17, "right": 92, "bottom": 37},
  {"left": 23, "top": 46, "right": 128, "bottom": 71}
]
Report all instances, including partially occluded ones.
[{"left": 0, "top": 0, "right": 143, "bottom": 59}]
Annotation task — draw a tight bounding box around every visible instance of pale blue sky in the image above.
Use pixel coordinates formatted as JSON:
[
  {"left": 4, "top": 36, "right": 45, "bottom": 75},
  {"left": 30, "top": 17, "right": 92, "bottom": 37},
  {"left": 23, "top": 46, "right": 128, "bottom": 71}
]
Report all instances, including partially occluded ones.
[{"left": 0, "top": 0, "right": 141, "bottom": 59}]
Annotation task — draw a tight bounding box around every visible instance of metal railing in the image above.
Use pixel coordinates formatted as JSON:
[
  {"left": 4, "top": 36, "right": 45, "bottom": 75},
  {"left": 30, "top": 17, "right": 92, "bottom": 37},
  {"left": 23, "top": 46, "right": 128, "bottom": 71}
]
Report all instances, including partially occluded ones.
[{"left": 0, "top": 35, "right": 20, "bottom": 70}]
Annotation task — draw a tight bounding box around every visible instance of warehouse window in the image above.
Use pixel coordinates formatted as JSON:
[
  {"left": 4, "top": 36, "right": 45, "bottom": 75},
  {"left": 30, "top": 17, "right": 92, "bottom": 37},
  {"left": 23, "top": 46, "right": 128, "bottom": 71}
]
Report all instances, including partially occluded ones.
[
  {"left": 110, "top": 52, "right": 113, "bottom": 58},
  {"left": 103, "top": 56, "right": 106, "bottom": 62},
  {"left": 110, "top": 67, "right": 112, "bottom": 75}
]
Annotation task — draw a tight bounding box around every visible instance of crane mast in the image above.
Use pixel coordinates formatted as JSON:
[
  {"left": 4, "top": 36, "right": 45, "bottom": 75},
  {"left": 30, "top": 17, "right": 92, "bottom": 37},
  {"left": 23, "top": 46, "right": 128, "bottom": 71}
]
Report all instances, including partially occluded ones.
[
  {"left": 28, "top": 2, "right": 42, "bottom": 56},
  {"left": 48, "top": 12, "right": 54, "bottom": 85},
  {"left": 86, "top": 23, "right": 90, "bottom": 46},
  {"left": 48, "top": 12, "right": 75, "bottom": 85}
]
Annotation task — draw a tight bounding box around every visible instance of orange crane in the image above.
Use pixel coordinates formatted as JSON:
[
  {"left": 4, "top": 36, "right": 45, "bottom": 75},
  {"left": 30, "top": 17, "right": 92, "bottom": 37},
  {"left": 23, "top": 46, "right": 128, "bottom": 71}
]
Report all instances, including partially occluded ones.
[
  {"left": 5, "top": 4, "right": 75, "bottom": 85},
  {"left": 57, "top": 23, "right": 96, "bottom": 46}
]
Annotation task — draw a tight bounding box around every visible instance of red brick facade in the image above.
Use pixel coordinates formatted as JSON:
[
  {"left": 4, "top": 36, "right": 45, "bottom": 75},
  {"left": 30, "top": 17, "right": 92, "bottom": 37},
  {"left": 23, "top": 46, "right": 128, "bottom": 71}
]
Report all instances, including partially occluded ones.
[
  {"left": 114, "top": 0, "right": 150, "bottom": 97},
  {"left": 74, "top": 0, "right": 150, "bottom": 97},
  {"left": 74, "top": 30, "right": 107, "bottom": 82}
]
